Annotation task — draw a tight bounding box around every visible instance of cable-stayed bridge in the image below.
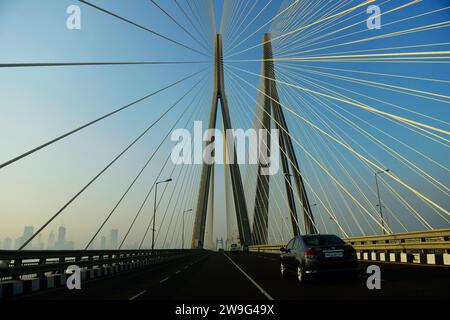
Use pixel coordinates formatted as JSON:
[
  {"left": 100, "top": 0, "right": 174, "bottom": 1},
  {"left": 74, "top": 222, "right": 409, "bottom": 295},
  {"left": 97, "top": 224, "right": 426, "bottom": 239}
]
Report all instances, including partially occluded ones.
[{"left": 0, "top": 0, "right": 449, "bottom": 300}]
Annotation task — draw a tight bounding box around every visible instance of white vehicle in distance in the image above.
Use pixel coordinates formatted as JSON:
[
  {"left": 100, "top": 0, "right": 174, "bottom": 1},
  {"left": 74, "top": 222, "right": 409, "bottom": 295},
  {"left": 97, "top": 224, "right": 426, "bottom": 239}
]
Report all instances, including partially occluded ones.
[{"left": 229, "top": 243, "right": 240, "bottom": 253}]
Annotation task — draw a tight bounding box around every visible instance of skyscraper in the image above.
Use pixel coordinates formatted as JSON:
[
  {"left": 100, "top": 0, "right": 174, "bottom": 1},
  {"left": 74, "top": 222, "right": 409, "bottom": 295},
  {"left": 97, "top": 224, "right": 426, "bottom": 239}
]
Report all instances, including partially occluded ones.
[
  {"left": 57, "top": 226, "right": 66, "bottom": 243},
  {"left": 15, "top": 226, "right": 34, "bottom": 249},
  {"left": 110, "top": 229, "right": 119, "bottom": 249},
  {"left": 24, "top": 226, "right": 34, "bottom": 239},
  {"left": 36, "top": 233, "right": 45, "bottom": 250},
  {"left": 55, "top": 226, "right": 67, "bottom": 249},
  {"left": 48, "top": 231, "right": 55, "bottom": 249},
  {"left": 100, "top": 236, "right": 106, "bottom": 250}
]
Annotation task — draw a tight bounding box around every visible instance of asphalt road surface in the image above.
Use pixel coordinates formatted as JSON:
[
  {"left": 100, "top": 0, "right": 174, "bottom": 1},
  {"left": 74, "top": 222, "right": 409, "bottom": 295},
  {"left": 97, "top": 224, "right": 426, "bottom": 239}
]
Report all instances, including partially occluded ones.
[{"left": 17, "top": 251, "right": 450, "bottom": 300}]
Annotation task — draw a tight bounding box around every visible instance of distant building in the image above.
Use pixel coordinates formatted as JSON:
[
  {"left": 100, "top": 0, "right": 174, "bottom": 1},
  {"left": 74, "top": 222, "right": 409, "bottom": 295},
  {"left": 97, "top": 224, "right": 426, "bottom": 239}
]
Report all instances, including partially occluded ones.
[
  {"left": 15, "top": 226, "right": 34, "bottom": 249},
  {"left": 35, "top": 234, "right": 45, "bottom": 250},
  {"left": 48, "top": 231, "right": 55, "bottom": 249},
  {"left": 66, "top": 241, "right": 75, "bottom": 250},
  {"left": 24, "top": 226, "right": 34, "bottom": 238},
  {"left": 100, "top": 236, "right": 106, "bottom": 250},
  {"left": 110, "top": 229, "right": 119, "bottom": 249},
  {"left": 3, "top": 237, "right": 12, "bottom": 250},
  {"left": 53, "top": 226, "right": 75, "bottom": 249},
  {"left": 54, "top": 226, "right": 66, "bottom": 249},
  {"left": 57, "top": 226, "right": 66, "bottom": 244}
]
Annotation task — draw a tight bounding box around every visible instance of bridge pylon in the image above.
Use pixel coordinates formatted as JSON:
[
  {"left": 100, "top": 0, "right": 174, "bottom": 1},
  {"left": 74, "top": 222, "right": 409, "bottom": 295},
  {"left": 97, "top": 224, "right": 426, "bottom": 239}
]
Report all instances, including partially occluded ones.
[
  {"left": 191, "top": 34, "right": 252, "bottom": 248},
  {"left": 252, "top": 34, "right": 317, "bottom": 245}
]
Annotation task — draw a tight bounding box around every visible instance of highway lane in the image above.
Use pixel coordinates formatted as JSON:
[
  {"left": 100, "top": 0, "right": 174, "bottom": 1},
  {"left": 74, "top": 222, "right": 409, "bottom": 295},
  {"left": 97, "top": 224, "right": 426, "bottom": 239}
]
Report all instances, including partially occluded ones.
[
  {"left": 225, "top": 252, "right": 450, "bottom": 299},
  {"left": 134, "top": 250, "right": 268, "bottom": 300},
  {"left": 17, "top": 252, "right": 211, "bottom": 300},
  {"left": 18, "top": 252, "right": 450, "bottom": 300}
]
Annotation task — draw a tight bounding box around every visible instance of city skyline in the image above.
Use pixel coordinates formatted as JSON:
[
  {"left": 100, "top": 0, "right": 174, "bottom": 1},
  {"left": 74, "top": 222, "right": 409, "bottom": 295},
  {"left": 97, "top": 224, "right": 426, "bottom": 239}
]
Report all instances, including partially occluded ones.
[{"left": 0, "top": 225, "right": 122, "bottom": 250}]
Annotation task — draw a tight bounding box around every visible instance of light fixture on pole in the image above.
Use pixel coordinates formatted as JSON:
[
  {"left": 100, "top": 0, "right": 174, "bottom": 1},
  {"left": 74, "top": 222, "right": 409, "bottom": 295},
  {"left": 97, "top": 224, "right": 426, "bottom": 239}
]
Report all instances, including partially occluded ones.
[
  {"left": 152, "top": 178, "right": 172, "bottom": 250},
  {"left": 375, "top": 169, "right": 390, "bottom": 234}
]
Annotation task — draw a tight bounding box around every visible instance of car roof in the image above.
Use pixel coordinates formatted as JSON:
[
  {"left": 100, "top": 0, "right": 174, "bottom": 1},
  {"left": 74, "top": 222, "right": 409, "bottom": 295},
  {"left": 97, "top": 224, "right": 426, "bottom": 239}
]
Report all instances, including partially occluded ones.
[
  {"left": 298, "top": 234, "right": 339, "bottom": 238},
  {"left": 292, "top": 234, "right": 343, "bottom": 241}
]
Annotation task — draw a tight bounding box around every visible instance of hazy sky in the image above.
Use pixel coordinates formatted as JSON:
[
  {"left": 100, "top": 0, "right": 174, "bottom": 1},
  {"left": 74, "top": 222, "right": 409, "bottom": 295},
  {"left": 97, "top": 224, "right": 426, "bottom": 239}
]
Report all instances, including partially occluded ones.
[{"left": 0, "top": 0, "right": 449, "bottom": 249}]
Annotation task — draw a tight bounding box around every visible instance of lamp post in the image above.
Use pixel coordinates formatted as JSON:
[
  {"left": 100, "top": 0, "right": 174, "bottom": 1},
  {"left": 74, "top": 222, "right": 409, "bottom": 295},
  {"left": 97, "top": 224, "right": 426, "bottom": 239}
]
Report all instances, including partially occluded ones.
[
  {"left": 152, "top": 178, "right": 172, "bottom": 250},
  {"left": 375, "top": 169, "right": 390, "bottom": 234},
  {"left": 182, "top": 209, "right": 193, "bottom": 249}
]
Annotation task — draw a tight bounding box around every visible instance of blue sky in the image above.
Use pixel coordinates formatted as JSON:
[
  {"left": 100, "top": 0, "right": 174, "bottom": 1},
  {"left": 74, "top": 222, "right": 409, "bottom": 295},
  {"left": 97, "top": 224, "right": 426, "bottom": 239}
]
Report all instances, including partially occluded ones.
[{"left": 0, "top": 0, "right": 449, "bottom": 249}]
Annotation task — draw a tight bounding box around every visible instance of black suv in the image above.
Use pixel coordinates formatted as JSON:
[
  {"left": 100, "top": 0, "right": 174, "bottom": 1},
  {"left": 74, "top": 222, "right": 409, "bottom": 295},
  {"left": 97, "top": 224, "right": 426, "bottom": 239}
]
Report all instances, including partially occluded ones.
[{"left": 280, "top": 234, "right": 358, "bottom": 283}]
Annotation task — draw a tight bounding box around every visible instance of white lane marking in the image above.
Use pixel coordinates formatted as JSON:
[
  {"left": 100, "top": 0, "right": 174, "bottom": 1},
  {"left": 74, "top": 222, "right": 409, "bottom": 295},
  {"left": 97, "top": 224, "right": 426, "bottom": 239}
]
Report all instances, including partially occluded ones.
[
  {"left": 160, "top": 277, "right": 169, "bottom": 283},
  {"left": 222, "top": 253, "right": 274, "bottom": 301},
  {"left": 129, "top": 290, "right": 147, "bottom": 301},
  {"left": 175, "top": 270, "right": 181, "bottom": 274}
]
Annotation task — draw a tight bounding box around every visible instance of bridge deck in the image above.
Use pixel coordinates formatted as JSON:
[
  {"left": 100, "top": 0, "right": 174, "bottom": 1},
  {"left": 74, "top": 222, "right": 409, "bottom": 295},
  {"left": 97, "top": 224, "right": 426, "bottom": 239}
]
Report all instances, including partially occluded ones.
[{"left": 15, "top": 252, "right": 450, "bottom": 300}]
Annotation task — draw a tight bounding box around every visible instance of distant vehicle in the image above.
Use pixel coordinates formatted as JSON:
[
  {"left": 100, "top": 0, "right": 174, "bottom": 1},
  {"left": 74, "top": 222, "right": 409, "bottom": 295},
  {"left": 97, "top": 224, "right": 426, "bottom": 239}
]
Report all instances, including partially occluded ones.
[
  {"left": 218, "top": 248, "right": 224, "bottom": 252},
  {"left": 280, "top": 234, "right": 358, "bottom": 283},
  {"left": 242, "top": 244, "right": 249, "bottom": 253},
  {"left": 230, "top": 244, "right": 240, "bottom": 253}
]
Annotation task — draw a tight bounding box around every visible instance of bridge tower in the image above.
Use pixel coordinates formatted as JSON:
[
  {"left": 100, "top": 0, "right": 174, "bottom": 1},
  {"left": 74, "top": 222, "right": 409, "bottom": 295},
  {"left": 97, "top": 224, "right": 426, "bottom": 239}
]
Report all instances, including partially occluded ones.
[
  {"left": 191, "top": 34, "right": 252, "bottom": 248},
  {"left": 216, "top": 237, "right": 224, "bottom": 251},
  {"left": 252, "top": 34, "right": 317, "bottom": 245}
]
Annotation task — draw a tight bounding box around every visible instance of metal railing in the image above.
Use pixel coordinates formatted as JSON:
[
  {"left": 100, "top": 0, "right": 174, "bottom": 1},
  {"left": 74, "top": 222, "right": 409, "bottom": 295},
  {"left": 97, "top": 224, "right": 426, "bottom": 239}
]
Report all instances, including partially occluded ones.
[
  {"left": 0, "top": 249, "right": 202, "bottom": 281},
  {"left": 249, "top": 243, "right": 286, "bottom": 254},
  {"left": 345, "top": 229, "right": 450, "bottom": 250},
  {"left": 249, "top": 228, "right": 450, "bottom": 265}
]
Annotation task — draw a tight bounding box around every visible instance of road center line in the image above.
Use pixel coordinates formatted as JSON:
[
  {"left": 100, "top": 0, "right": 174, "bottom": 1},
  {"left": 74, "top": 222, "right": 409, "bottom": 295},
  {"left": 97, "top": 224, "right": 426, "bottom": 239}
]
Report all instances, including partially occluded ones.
[
  {"left": 160, "top": 277, "right": 169, "bottom": 283},
  {"left": 128, "top": 290, "right": 147, "bottom": 301},
  {"left": 222, "top": 253, "right": 274, "bottom": 301}
]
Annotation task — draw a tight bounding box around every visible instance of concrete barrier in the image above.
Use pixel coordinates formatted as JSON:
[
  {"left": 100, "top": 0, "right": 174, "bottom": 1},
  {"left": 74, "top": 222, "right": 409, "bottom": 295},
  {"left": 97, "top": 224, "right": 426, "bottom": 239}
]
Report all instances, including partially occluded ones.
[{"left": 1, "top": 249, "right": 203, "bottom": 299}]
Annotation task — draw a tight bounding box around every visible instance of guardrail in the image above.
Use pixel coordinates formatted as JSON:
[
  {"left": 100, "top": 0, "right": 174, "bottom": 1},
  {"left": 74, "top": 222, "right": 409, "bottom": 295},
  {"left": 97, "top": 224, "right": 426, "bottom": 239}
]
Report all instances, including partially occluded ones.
[
  {"left": 250, "top": 228, "right": 450, "bottom": 266},
  {"left": 0, "top": 249, "right": 203, "bottom": 299}
]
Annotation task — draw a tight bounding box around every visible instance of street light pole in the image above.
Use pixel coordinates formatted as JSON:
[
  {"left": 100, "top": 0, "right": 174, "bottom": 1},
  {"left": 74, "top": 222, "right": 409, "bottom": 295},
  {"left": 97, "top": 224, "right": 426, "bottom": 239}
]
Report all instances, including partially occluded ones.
[
  {"left": 152, "top": 178, "right": 172, "bottom": 250},
  {"left": 182, "top": 209, "right": 193, "bottom": 249},
  {"left": 375, "top": 169, "right": 389, "bottom": 234}
]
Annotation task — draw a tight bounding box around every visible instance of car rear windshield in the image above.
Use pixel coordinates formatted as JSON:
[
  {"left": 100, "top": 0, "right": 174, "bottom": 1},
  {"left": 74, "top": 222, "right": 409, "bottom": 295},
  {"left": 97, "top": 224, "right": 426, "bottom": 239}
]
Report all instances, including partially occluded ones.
[{"left": 303, "top": 235, "right": 345, "bottom": 246}]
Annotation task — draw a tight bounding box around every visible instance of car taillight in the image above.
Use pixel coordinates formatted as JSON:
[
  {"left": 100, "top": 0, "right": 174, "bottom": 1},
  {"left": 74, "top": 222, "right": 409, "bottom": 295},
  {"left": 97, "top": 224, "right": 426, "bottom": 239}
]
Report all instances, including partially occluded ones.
[{"left": 304, "top": 249, "right": 320, "bottom": 258}]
